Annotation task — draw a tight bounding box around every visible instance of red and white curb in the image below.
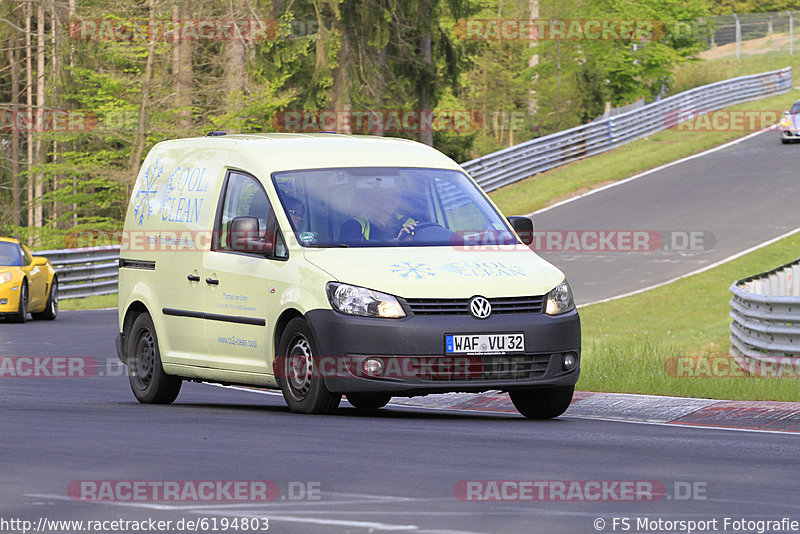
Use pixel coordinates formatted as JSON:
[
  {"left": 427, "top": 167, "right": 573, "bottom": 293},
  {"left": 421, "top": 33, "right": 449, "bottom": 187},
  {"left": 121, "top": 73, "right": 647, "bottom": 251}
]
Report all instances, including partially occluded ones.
[{"left": 389, "top": 391, "right": 800, "bottom": 434}]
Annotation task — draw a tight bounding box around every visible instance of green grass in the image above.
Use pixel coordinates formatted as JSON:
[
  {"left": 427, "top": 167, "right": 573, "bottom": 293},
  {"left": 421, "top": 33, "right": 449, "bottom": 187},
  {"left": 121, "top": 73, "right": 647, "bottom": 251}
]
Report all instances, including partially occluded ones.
[
  {"left": 577, "top": 232, "right": 800, "bottom": 401},
  {"left": 59, "top": 293, "right": 118, "bottom": 311},
  {"left": 489, "top": 58, "right": 800, "bottom": 216}
]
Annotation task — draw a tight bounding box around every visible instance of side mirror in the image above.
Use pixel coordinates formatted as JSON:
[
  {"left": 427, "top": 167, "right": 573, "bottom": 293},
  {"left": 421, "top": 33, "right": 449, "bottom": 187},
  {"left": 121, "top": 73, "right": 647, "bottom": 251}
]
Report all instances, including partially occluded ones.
[
  {"left": 507, "top": 216, "right": 533, "bottom": 245},
  {"left": 228, "top": 216, "right": 273, "bottom": 254},
  {"left": 31, "top": 256, "right": 49, "bottom": 267}
]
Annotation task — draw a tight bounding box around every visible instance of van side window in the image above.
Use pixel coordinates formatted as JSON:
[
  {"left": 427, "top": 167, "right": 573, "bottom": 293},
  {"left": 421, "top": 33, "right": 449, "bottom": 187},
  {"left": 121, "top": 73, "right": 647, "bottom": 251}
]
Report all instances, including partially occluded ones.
[{"left": 215, "top": 171, "right": 286, "bottom": 259}]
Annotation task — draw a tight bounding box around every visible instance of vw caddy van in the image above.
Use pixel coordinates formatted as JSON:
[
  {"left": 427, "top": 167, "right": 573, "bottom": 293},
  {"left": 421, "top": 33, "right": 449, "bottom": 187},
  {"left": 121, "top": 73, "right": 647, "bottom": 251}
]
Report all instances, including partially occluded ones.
[{"left": 116, "top": 133, "right": 580, "bottom": 418}]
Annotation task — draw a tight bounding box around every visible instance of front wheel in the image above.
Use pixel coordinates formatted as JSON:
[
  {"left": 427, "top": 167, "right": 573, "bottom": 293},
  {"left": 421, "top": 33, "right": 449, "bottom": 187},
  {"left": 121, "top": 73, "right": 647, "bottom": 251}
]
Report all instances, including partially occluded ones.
[
  {"left": 9, "top": 281, "right": 28, "bottom": 323},
  {"left": 276, "top": 318, "right": 341, "bottom": 414},
  {"left": 127, "top": 313, "right": 181, "bottom": 404},
  {"left": 32, "top": 278, "right": 58, "bottom": 320},
  {"left": 509, "top": 385, "right": 574, "bottom": 419},
  {"left": 346, "top": 393, "right": 391, "bottom": 410}
]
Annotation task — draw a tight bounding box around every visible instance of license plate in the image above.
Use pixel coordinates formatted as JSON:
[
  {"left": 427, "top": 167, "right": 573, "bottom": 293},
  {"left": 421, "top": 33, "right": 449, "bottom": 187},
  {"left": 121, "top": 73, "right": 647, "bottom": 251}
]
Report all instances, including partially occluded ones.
[{"left": 445, "top": 333, "right": 524, "bottom": 355}]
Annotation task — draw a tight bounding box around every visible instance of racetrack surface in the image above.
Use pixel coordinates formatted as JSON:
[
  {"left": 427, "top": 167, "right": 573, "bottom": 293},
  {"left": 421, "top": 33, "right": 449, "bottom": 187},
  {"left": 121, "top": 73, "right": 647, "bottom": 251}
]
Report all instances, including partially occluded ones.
[
  {"left": 1, "top": 311, "right": 799, "bottom": 533},
  {"left": 530, "top": 130, "right": 800, "bottom": 304}
]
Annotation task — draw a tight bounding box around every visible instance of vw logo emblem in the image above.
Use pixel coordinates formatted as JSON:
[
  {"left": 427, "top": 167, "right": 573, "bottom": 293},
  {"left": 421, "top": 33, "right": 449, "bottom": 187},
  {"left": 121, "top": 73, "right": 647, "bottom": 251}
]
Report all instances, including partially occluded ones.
[{"left": 469, "top": 296, "right": 492, "bottom": 319}]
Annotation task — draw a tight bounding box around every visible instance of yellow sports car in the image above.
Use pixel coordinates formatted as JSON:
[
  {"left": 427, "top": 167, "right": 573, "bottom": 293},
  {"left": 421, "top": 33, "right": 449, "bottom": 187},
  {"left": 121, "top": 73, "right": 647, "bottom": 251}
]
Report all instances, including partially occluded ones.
[{"left": 0, "top": 237, "right": 58, "bottom": 322}]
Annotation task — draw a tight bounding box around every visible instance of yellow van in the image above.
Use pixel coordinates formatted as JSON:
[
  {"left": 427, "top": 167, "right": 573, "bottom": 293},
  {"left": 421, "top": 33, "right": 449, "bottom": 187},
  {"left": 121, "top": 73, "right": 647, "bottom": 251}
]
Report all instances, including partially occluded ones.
[{"left": 116, "top": 133, "right": 580, "bottom": 418}]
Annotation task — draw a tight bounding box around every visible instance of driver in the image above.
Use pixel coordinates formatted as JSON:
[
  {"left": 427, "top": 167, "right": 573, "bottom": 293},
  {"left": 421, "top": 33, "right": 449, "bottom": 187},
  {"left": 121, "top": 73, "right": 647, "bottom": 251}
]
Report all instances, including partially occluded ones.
[{"left": 339, "top": 189, "right": 418, "bottom": 244}]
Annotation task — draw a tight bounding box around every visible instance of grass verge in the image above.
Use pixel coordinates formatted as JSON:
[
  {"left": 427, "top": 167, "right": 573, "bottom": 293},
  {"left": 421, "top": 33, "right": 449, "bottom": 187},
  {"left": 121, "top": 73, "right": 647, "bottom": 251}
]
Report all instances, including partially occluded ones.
[
  {"left": 577, "top": 232, "right": 800, "bottom": 401},
  {"left": 489, "top": 63, "right": 800, "bottom": 216},
  {"left": 59, "top": 293, "right": 117, "bottom": 311}
]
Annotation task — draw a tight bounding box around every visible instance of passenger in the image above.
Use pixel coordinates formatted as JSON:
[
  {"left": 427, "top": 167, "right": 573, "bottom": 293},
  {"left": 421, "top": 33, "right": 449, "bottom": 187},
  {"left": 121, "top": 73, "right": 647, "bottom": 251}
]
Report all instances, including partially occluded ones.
[{"left": 283, "top": 196, "right": 305, "bottom": 229}]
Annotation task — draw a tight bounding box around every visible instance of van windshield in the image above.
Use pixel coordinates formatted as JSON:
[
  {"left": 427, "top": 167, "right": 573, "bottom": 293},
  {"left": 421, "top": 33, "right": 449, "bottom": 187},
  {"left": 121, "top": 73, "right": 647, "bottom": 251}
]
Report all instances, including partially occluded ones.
[{"left": 272, "top": 167, "right": 518, "bottom": 248}]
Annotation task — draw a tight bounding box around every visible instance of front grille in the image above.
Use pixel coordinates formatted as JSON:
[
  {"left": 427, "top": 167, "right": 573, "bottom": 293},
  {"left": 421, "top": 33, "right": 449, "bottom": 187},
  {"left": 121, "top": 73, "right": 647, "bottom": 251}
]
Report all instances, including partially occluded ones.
[
  {"left": 402, "top": 295, "right": 545, "bottom": 316},
  {"left": 410, "top": 354, "right": 552, "bottom": 381}
]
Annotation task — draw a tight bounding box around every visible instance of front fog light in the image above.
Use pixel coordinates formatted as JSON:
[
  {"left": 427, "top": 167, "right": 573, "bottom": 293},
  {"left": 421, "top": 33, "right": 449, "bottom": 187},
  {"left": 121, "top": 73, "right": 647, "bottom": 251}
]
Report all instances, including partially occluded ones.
[
  {"left": 563, "top": 352, "right": 577, "bottom": 370},
  {"left": 545, "top": 280, "right": 575, "bottom": 315},
  {"left": 363, "top": 358, "right": 384, "bottom": 376}
]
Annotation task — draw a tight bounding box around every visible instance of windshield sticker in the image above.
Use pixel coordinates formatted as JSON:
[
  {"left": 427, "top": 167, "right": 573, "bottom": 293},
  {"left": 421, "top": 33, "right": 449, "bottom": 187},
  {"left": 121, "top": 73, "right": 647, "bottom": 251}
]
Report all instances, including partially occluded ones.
[
  {"left": 299, "top": 232, "right": 315, "bottom": 242},
  {"left": 391, "top": 262, "right": 437, "bottom": 279}
]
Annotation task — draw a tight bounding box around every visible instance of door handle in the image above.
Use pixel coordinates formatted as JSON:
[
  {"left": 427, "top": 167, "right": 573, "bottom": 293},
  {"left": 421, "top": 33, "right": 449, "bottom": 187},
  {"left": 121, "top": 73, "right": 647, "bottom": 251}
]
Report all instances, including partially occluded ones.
[
  {"left": 187, "top": 274, "right": 200, "bottom": 282},
  {"left": 205, "top": 278, "right": 220, "bottom": 285}
]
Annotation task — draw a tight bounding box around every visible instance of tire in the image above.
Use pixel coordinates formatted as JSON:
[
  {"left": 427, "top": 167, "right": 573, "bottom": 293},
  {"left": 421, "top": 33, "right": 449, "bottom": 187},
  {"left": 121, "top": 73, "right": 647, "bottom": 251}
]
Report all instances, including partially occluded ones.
[
  {"left": 347, "top": 393, "right": 391, "bottom": 410},
  {"left": 127, "top": 313, "right": 181, "bottom": 404},
  {"left": 32, "top": 278, "right": 58, "bottom": 320},
  {"left": 9, "top": 281, "right": 28, "bottom": 323},
  {"left": 276, "top": 317, "right": 341, "bottom": 414},
  {"left": 509, "top": 385, "right": 574, "bottom": 419}
]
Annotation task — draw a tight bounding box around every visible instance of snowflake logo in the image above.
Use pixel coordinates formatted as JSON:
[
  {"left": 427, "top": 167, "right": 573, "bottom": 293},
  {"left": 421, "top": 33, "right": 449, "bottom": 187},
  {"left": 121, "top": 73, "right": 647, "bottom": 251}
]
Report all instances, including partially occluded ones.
[
  {"left": 134, "top": 159, "right": 164, "bottom": 226},
  {"left": 391, "top": 262, "right": 436, "bottom": 279}
]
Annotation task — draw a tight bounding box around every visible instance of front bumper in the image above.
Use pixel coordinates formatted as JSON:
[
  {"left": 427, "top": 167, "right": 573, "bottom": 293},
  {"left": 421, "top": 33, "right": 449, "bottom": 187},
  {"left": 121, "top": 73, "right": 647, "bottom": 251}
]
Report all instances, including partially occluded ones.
[
  {"left": 304, "top": 308, "right": 581, "bottom": 395},
  {"left": 0, "top": 285, "right": 21, "bottom": 314}
]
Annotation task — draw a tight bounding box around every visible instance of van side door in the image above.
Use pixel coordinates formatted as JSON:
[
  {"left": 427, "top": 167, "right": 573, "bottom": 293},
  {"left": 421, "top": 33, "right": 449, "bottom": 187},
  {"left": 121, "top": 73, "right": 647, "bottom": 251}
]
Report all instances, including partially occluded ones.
[{"left": 203, "top": 170, "right": 289, "bottom": 377}]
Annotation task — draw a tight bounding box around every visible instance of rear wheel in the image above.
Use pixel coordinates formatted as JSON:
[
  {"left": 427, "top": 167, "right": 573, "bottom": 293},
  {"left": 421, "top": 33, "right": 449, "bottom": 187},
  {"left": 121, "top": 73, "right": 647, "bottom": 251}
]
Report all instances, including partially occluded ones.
[
  {"left": 346, "top": 393, "right": 391, "bottom": 410},
  {"left": 127, "top": 313, "right": 181, "bottom": 404},
  {"left": 9, "top": 281, "right": 28, "bottom": 323},
  {"left": 276, "top": 318, "right": 341, "bottom": 414},
  {"left": 509, "top": 385, "right": 574, "bottom": 419},
  {"left": 32, "top": 278, "right": 58, "bottom": 320}
]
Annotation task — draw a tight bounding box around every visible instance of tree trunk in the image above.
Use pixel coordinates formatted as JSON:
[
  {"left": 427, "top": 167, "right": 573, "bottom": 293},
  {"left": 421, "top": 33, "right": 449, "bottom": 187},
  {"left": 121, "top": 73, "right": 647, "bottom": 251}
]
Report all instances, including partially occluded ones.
[
  {"left": 331, "top": 14, "right": 352, "bottom": 133},
  {"left": 129, "top": 0, "right": 158, "bottom": 174},
  {"left": 25, "top": 1, "right": 33, "bottom": 228},
  {"left": 527, "top": 0, "right": 538, "bottom": 115},
  {"left": 417, "top": 0, "right": 434, "bottom": 147},
  {"left": 8, "top": 45, "right": 21, "bottom": 227},
  {"left": 34, "top": 0, "right": 46, "bottom": 230},
  {"left": 174, "top": 0, "right": 193, "bottom": 131},
  {"left": 223, "top": 0, "right": 247, "bottom": 116},
  {"left": 69, "top": 0, "right": 77, "bottom": 225}
]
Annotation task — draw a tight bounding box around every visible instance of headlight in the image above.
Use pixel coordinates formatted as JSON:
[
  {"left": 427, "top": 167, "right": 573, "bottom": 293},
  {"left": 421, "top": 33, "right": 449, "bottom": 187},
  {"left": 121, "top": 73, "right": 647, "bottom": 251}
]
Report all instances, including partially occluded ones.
[
  {"left": 780, "top": 115, "right": 792, "bottom": 128},
  {"left": 545, "top": 280, "right": 575, "bottom": 315},
  {"left": 326, "top": 282, "right": 406, "bottom": 318},
  {"left": 0, "top": 273, "right": 12, "bottom": 284}
]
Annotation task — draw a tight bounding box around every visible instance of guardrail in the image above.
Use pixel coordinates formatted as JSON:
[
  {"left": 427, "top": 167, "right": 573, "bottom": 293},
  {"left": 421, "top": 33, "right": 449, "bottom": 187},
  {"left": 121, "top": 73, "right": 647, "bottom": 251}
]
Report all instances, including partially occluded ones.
[
  {"left": 462, "top": 67, "right": 793, "bottom": 193},
  {"left": 729, "top": 257, "right": 800, "bottom": 374},
  {"left": 36, "top": 245, "right": 120, "bottom": 300}
]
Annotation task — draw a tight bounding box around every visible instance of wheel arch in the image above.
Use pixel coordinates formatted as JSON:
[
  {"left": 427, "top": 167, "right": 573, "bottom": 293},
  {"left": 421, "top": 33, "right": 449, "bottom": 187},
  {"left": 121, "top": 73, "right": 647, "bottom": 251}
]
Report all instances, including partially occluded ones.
[{"left": 120, "top": 300, "right": 151, "bottom": 362}]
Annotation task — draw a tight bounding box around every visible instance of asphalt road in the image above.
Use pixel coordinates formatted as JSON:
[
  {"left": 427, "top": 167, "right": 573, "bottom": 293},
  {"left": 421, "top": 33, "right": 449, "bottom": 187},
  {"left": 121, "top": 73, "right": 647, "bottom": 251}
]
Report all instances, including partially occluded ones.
[
  {"left": 1, "top": 310, "right": 799, "bottom": 533},
  {"left": 531, "top": 130, "right": 800, "bottom": 304}
]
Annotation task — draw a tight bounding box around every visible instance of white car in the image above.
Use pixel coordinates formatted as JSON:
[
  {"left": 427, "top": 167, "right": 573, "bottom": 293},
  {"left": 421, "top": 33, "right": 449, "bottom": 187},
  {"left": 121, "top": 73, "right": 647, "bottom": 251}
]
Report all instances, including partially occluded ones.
[{"left": 779, "top": 100, "right": 800, "bottom": 144}]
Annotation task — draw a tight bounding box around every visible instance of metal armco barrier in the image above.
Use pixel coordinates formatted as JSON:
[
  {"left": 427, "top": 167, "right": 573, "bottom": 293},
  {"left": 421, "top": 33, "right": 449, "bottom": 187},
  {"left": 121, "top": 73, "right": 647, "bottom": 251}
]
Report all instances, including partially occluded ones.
[
  {"left": 35, "top": 245, "right": 121, "bottom": 300},
  {"left": 729, "top": 257, "right": 800, "bottom": 373},
  {"left": 462, "top": 67, "right": 793, "bottom": 193},
  {"left": 29, "top": 69, "right": 794, "bottom": 299}
]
